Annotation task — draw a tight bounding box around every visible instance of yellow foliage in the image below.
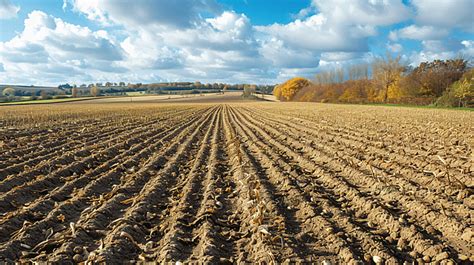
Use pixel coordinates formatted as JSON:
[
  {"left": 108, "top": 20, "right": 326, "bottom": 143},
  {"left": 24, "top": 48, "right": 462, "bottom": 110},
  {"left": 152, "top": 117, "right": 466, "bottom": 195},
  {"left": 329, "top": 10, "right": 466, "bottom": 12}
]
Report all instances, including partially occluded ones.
[
  {"left": 454, "top": 78, "right": 473, "bottom": 98},
  {"left": 387, "top": 74, "right": 403, "bottom": 100},
  {"left": 372, "top": 54, "right": 405, "bottom": 102},
  {"left": 453, "top": 69, "right": 474, "bottom": 106},
  {"left": 273, "top": 77, "right": 311, "bottom": 101},
  {"left": 273, "top": 84, "right": 282, "bottom": 99}
]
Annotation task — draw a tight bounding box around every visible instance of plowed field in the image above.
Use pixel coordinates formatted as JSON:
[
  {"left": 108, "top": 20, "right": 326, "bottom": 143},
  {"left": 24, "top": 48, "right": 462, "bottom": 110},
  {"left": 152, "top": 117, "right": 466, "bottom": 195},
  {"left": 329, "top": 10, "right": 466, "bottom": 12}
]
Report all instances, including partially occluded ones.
[{"left": 0, "top": 102, "right": 472, "bottom": 264}]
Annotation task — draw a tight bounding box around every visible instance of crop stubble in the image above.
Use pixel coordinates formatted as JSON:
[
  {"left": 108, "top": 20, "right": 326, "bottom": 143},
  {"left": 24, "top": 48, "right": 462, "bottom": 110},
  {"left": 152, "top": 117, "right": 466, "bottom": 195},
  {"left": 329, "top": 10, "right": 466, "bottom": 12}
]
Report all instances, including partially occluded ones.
[{"left": 0, "top": 102, "right": 472, "bottom": 264}]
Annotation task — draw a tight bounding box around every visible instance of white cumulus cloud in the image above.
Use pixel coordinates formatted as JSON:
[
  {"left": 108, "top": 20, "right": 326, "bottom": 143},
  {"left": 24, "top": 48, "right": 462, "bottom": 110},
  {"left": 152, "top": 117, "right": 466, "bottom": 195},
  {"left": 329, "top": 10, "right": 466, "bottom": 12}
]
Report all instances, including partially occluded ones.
[
  {"left": 70, "top": 0, "right": 221, "bottom": 28},
  {"left": 1, "top": 0, "right": 472, "bottom": 85},
  {"left": 389, "top": 25, "right": 449, "bottom": 41},
  {"left": 412, "top": 0, "right": 474, "bottom": 32},
  {"left": 0, "top": 0, "right": 20, "bottom": 19},
  {"left": 0, "top": 10, "right": 125, "bottom": 84},
  {"left": 313, "top": 0, "right": 412, "bottom": 26}
]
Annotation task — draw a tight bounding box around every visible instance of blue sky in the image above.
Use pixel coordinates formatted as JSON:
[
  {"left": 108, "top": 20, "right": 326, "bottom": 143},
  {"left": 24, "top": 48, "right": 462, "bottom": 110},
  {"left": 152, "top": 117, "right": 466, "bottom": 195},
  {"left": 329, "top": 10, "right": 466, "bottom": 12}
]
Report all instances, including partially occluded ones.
[{"left": 0, "top": 0, "right": 473, "bottom": 86}]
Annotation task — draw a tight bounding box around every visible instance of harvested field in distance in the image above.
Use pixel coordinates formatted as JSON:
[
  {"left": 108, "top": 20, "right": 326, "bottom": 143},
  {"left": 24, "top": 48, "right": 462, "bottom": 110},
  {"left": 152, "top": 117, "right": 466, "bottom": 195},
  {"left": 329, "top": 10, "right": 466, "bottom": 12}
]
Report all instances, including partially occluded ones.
[{"left": 0, "top": 101, "right": 473, "bottom": 264}]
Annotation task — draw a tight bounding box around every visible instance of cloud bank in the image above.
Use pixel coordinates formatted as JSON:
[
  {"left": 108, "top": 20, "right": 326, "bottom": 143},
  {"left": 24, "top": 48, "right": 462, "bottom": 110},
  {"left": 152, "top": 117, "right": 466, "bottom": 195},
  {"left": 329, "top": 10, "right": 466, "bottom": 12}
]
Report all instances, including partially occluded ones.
[{"left": 0, "top": 0, "right": 472, "bottom": 85}]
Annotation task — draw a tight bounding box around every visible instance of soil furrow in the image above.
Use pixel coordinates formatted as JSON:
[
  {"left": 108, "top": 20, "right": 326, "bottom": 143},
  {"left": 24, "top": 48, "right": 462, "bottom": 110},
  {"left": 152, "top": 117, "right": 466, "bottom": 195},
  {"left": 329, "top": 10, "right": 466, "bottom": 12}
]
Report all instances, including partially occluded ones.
[
  {"left": 235, "top": 106, "right": 465, "bottom": 262},
  {"left": 244, "top": 107, "right": 471, "bottom": 221},
  {"left": 231, "top": 107, "right": 400, "bottom": 263},
  {"left": 0, "top": 108, "right": 193, "bottom": 183},
  {"left": 89, "top": 107, "right": 218, "bottom": 263},
  {"left": 0, "top": 102, "right": 470, "bottom": 264},
  {"left": 0, "top": 107, "right": 212, "bottom": 261},
  {"left": 0, "top": 108, "right": 206, "bottom": 246},
  {"left": 247, "top": 107, "right": 472, "bottom": 188},
  {"left": 0, "top": 109, "right": 205, "bottom": 214},
  {"left": 0, "top": 108, "right": 190, "bottom": 171},
  {"left": 229, "top": 106, "right": 366, "bottom": 263},
  {"left": 222, "top": 105, "right": 305, "bottom": 262},
  {"left": 151, "top": 107, "right": 221, "bottom": 262},
  {"left": 39, "top": 107, "right": 214, "bottom": 263},
  {"left": 188, "top": 109, "right": 239, "bottom": 263}
]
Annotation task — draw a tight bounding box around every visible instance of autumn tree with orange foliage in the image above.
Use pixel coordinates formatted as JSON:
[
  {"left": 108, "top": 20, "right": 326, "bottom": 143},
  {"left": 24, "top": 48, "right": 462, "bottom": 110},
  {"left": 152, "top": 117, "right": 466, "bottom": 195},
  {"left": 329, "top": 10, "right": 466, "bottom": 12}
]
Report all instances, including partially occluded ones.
[
  {"left": 273, "top": 77, "right": 311, "bottom": 101},
  {"left": 280, "top": 56, "right": 469, "bottom": 107},
  {"left": 405, "top": 59, "right": 467, "bottom": 97}
]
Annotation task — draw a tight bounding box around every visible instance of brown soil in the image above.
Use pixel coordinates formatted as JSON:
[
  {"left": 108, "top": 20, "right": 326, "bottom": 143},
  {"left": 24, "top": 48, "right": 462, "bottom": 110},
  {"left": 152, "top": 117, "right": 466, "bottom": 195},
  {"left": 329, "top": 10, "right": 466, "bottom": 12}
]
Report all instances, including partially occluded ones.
[{"left": 0, "top": 101, "right": 472, "bottom": 264}]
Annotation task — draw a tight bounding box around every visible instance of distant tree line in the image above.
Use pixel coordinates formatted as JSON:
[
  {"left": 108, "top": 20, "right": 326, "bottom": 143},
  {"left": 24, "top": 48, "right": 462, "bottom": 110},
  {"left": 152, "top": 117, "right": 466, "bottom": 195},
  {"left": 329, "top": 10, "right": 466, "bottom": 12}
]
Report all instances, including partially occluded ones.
[
  {"left": 274, "top": 55, "right": 473, "bottom": 108},
  {"left": 1, "top": 81, "right": 275, "bottom": 103}
]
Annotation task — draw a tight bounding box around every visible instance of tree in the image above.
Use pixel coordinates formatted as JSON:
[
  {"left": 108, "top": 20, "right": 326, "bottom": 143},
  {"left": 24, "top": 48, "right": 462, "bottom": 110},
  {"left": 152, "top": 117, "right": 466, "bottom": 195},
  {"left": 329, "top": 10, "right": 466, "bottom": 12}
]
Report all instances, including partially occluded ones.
[
  {"left": 242, "top": 84, "right": 256, "bottom": 98},
  {"left": 315, "top": 71, "right": 335, "bottom": 85},
  {"left": 276, "top": 54, "right": 468, "bottom": 107},
  {"left": 273, "top": 84, "right": 282, "bottom": 99},
  {"left": 72, "top": 87, "right": 79, "bottom": 98},
  {"left": 335, "top": 67, "right": 344, "bottom": 83},
  {"left": 2, "top": 87, "right": 15, "bottom": 97},
  {"left": 40, "top": 90, "right": 48, "bottom": 100},
  {"left": 408, "top": 59, "right": 467, "bottom": 97},
  {"left": 58, "top": 83, "right": 72, "bottom": 90},
  {"left": 273, "top": 77, "right": 311, "bottom": 101},
  {"left": 348, "top": 64, "right": 369, "bottom": 80},
  {"left": 372, "top": 53, "right": 406, "bottom": 103},
  {"left": 453, "top": 77, "right": 474, "bottom": 107},
  {"left": 439, "top": 68, "right": 474, "bottom": 107},
  {"left": 338, "top": 80, "right": 370, "bottom": 103},
  {"left": 90, "top": 86, "right": 100, "bottom": 97}
]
